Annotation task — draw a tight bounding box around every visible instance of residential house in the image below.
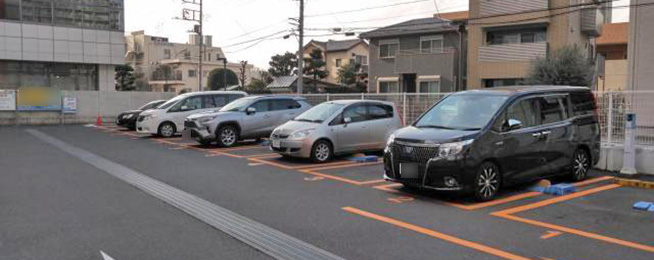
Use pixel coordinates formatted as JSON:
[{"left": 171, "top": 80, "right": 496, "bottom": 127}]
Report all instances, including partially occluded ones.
[
  {"left": 596, "top": 22, "right": 628, "bottom": 91},
  {"left": 266, "top": 75, "right": 341, "bottom": 94},
  {"left": 467, "top": 0, "right": 611, "bottom": 88},
  {"left": 125, "top": 31, "right": 254, "bottom": 93},
  {"left": 360, "top": 17, "right": 466, "bottom": 93},
  {"left": 302, "top": 39, "right": 369, "bottom": 84}
]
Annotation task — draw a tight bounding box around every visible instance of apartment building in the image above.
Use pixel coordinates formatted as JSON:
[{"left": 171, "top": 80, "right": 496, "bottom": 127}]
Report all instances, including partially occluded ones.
[
  {"left": 360, "top": 17, "right": 466, "bottom": 93},
  {"left": 125, "top": 31, "right": 254, "bottom": 93},
  {"left": 302, "top": 39, "right": 369, "bottom": 84},
  {"left": 467, "top": 0, "right": 610, "bottom": 88},
  {"left": 597, "top": 22, "right": 628, "bottom": 91},
  {"left": 0, "top": 0, "right": 125, "bottom": 91},
  {"left": 628, "top": 0, "right": 654, "bottom": 92}
]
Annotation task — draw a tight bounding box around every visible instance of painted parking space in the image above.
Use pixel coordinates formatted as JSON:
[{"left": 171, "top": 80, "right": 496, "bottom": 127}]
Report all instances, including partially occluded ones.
[
  {"left": 247, "top": 155, "right": 357, "bottom": 170},
  {"left": 299, "top": 161, "right": 387, "bottom": 186}
]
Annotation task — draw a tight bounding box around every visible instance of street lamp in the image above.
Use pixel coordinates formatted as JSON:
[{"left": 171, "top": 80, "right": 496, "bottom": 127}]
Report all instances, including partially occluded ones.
[{"left": 217, "top": 57, "right": 228, "bottom": 91}]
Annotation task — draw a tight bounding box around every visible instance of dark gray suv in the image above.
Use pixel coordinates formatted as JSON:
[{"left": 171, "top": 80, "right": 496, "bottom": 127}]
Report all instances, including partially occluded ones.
[{"left": 384, "top": 86, "right": 600, "bottom": 201}]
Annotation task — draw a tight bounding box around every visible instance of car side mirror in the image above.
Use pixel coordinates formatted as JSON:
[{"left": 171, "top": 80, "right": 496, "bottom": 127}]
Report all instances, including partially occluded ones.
[
  {"left": 506, "top": 119, "right": 522, "bottom": 131},
  {"left": 246, "top": 107, "right": 256, "bottom": 115},
  {"left": 344, "top": 117, "right": 352, "bottom": 124}
]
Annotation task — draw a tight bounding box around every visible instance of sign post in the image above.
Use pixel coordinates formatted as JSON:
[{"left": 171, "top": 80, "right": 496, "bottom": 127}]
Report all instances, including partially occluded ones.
[{"left": 621, "top": 112, "right": 638, "bottom": 175}]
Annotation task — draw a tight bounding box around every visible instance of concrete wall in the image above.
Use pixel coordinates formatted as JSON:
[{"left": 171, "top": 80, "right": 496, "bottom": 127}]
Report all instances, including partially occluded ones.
[
  {"left": 597, "top": 145, "right": 654, "bottom": 175},
  {"left": 0, "top": 91, "right": 176, "bottom": 125},
  {"left": 627, "top": 0, "right": 654, "bottom": 91}
]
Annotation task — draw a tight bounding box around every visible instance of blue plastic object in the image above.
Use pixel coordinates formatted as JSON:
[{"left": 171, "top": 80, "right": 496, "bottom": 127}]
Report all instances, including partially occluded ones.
[
  {"left": 529, "top": 186, "right": 547, "bottom": 193},
  {"left": 349, "top": 155, "right": 378, "bottom": 163},
  {"left": 633, "top": 201, "right": 653, "bottom": 211},
  {"left": 260, "top": 140, "right": 271, "bottom": 146},
  {"left": 544, "top": 184, "right": 577, "bottom": 196}
]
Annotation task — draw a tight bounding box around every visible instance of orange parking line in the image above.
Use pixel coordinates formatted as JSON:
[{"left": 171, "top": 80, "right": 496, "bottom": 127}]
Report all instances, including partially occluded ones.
[
  {"left": 342, "top": 207, "right": 532, "bottom": 260},
  {"left": 572, "top": 176, "right": 614, "bottom": 187},
  {"left": 299, "top": 168, "right": 386, "bottom": 186},
  {"left": 357, "top": 179, "right": 388, "bottom": 185},
  {"left": 540, "top": 231, "right": 563, "bottom": 240},
  {"left": 447, "top": 192, "right": 543, "bottom": 211},
  {"left": 373, "top": 183, "right": 403, "bottom": 193},
  {"left": 247, "top": 156, "right": 356, "bottom": 170}
]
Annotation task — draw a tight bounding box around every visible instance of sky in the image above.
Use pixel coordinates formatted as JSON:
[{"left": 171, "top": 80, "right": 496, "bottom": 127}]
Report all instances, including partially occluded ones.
[{"left": 125, "top": 0, "right": 631, "bottom": 69}]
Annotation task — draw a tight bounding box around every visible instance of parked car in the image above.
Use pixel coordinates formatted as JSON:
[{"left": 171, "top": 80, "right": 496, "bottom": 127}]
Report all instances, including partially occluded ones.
[
  {"left": 116, "top": 100, "right": 167, "bottom": 130},
  {"left": 137, "top": 91, "right": 247, "bottom": 137},
  {"left": 270, "top": 100, "right": 403, "bottom": 163},
  {"left": 184, "top": 96, "right": 312, "bottom": 146},
  {"left": 384, "top": 86, "right": 600, "bottom": 201}
]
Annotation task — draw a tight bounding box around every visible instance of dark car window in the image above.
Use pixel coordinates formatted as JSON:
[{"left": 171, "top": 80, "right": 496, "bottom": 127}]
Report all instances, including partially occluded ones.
[
  {"left": 538, "top": 96, "right": 568, "bottom": 125},
  {"left": 228, "top": 94, "right": 245, "bottom": 103},
  {"left": 342, "top": 105, "right": 368, "bottom": 123},
  {"left": 203, "top": 95, "right": 218, "bottom": 108},
  {"left": 251, "top": 100, "right": 271, "bottom": 112},
  {"left": 368, "top": 104, "right": 393, "bottom": 120},
  {"left": 271, "top": 99, "right": 301, "bottom": 111},
  {"left": 170, "top": 96, "right": 202, "bottom": 112},
  {"left": 505, "top": 98, "right": 538, "bottom": 130},
  {"left": 211, "top": 95, "right": 229, "bottom": 107},
  {"left": 570, "top": 91, "right": 596, "bottom": 116}
]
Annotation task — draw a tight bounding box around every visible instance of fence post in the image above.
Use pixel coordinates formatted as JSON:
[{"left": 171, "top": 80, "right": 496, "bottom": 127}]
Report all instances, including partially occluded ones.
[
  {"left": 326, "top": 93, "right": 330, "bottom": 102},
  {"left": 402, "top": 92, "right": 407, "bottom": 125},
  {"left": 361, "top": 93, "right": 364, "bottom": 100},
  {"left": 607, "top": 93, "right": 613, "bottom": 144}
]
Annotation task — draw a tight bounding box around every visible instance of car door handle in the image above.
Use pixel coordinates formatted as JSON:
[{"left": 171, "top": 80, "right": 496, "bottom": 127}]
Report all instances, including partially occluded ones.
[
  {"left": 532, "top": 132, "right": 542, "bottom": 138},
  {"left": 541, "top": 131, "right": 552, "bottom": 136}
]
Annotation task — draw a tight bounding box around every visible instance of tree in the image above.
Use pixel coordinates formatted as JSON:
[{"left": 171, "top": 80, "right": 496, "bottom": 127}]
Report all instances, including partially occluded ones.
[
  {"left": 524, "top": 45, "right": 594, "bottom": 87},
  {"left": 268, "top": 52, "right": 297, "bottom": 77},
  {"left": 245, "top": 78, "right": 269, "bottom": 93},
  {"left": 207, "top": 68, "right": 239, "bottom": 90},
  {"left": 238, "top": 60, "right": 249, "bottom": 89},
  {"left": 115, "top": 64, "right": 136, "bottom": 91},
  {"left": 303, "top": 49, "right": 329, "bottom": 89},
  {"left": 337, "top": 62, "right": 361, "bottom": 86},
  {"left": 258, "top": 70, "right": 274, "bottom": 84}
]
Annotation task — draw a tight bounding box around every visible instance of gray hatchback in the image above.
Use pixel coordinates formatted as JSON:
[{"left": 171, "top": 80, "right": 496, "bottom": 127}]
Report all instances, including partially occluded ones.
[{"left": 270, "top": 100, "right": 403, "bottom": 162}]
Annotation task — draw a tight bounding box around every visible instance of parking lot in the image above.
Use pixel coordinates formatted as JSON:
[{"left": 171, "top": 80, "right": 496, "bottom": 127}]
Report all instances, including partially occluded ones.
[{"left": 2, "top": 124, "right": 654, "bottom": 260}]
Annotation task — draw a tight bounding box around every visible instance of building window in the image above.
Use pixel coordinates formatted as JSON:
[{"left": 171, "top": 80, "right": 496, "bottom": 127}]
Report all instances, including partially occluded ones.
[
  {"left": 420, "top": 35, "right": 444, "bottom": 54},
  {"left": 419, "top": 80, "right": 440, "bottom": 93},
  {"left": 378, "top": 81, "right": 399, "bottom": 93},
  {"left": 184, "top": 51, "right": 191, "bottom": 60},
  {"left": 487, "top": 28, "right": 546, "bottom": 45},
  {"left": 164, "top": 49, "right": 171, "bottom": 59},
  {"left": 0, "top": 61, "right": 98, "bottom": 91},
  {"left": 354, "top": 55, "right": 368, "bottom": 65},
  {"left": 483, "top": 78, "right": 522, "bottom": 88},
  {"left": 22, "top": 0, "right": 53, "bottom": 24},
  {"left": 379, "top": 40, "right": 399, "bottom": 59},
  {"left": 188, "top": 70, "right": 197, "bottom": 78},
  {"left": 335, "top": 59, "right": 342, "bottom": 67},
  {"left": 0, "top": 0, "right": 21, "bottom": 20}
]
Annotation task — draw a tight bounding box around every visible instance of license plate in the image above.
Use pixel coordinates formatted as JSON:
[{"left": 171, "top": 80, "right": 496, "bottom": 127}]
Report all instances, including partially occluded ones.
[
  {"left": 399, "top": 163, "right": 419, "bottom": 179},
  {"left": 272, "top": 140, "right": 281, "bottom": 148}
]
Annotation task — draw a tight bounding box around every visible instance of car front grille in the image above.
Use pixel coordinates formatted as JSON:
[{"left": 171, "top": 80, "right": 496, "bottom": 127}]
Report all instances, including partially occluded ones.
[
  {"left": 184, "top": 120, "right": 197, "bottom": 128},
  {"left": 271, "top": 134, "right": 290, "bottom": 139},
  {"left": 391, "top": 142, "right": 439, "bottom": 164}
]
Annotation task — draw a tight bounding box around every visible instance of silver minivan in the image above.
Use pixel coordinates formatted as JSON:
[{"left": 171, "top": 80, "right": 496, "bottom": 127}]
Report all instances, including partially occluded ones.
[{"left": 270, "top": 100, "right": 403, "bottom": 162}]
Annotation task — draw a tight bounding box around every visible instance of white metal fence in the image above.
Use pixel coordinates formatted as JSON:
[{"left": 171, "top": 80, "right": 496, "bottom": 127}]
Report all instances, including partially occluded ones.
[{"left": 300, "top": 91, "right": 654, "bottom": 148}]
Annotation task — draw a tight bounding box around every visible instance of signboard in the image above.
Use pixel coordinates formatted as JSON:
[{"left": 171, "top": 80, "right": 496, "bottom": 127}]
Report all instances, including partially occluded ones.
[
  {"left": 17, "top": 87, "right": 62, "bottom": 111},
  {"left": 0, "top": 90, "right": 16, "bottom": 111},
  {"left": 62, "top": 94, "right": 78, "bottom": 114}
]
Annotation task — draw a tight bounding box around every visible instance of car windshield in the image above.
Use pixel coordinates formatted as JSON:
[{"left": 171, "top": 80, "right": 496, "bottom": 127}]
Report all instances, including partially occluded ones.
[
  {"left": 220, "top": 98, "right": 253, "bottom": 112},
  {"left": 294, "top": 103, "right": 344, "bottom": 123},
  {"left": 415, "top": 94, "right": 508, "bottom": 130},
  {"left": 157, "top": 95, "right": 186, "bottom": 110},
  {"left": 139, "top": 101, "right": 164, "bottom": 110}
]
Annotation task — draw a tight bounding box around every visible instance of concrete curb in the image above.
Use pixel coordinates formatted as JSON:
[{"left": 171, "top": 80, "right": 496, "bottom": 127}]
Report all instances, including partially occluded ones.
[{"left": 616, "top": 178, "right": 654, "bottom": 189}]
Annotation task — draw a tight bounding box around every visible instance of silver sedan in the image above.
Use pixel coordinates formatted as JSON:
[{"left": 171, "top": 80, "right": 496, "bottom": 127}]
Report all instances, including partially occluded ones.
[{"left": 270, "top": 100, "right": 403, "bottom": 162}]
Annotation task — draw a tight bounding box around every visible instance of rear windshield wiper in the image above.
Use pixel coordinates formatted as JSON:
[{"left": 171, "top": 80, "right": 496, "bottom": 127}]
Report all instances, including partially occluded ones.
[{"left": 416, "top": 125, "right": 456, "bottom": 130}]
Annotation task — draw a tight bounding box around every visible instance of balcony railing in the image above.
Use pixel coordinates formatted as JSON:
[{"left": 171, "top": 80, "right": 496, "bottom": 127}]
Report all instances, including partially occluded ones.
[
  {"left": 479, "top": 0, "right": 549, "bottom": 16},
  {"left": 478, "top": 42, "right": 548, "bottom": 62},
  {"left": 151, "top": 71, "right": 183, "bottom": 81},
  {"left": 394, "top": 48, "right": 457, "bottom": 74}
]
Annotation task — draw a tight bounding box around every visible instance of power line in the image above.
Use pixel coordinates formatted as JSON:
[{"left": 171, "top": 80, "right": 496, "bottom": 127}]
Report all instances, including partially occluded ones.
[
  {"left": 222, "top": 30, "right": 290, "bottom": 48},
  {"left": 305, "top": 0, "right": 431, "bottom": 18}
]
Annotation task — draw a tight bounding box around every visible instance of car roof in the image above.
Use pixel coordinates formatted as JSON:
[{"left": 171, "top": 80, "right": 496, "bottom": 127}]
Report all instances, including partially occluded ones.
[
  {"left": 327, "top": 99, "right": 394, "bottom": 106},
  {"left": 239, "top": 95, "right": 307, "bottom": 101},
  {"left": 180, "top": 91, "right": 248, "bottom": 97},
  {"left": 459, "top": 85, "right": 591, "bottom": 97}
]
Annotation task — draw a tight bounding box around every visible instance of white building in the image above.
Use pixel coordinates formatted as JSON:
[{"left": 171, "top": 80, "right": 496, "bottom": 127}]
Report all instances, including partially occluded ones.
[
  {"left": 125, "top": 31, "right": 255, "bottom": 93},
  {"left": 0, "top": 0, "right": 125, "bottom": 91}
]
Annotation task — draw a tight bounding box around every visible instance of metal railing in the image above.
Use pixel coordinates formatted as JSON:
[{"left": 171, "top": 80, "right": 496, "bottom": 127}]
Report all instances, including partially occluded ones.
[{"left": 300, "top": 91, "right": 654, "bottom": 148}]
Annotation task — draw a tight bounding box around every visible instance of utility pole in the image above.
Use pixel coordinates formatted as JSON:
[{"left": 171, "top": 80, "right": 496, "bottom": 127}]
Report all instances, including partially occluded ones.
[
  {"left": 296, "top": 0, "right": 304, "bottom": 95},
  {"left": 180, "top": 0, "right": 203, "bottom": 92}
]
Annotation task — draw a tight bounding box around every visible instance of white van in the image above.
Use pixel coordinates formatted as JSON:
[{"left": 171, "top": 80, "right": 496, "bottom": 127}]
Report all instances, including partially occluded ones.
[{"left": 137, "top": 91, "right": 247, "bottom": 137}]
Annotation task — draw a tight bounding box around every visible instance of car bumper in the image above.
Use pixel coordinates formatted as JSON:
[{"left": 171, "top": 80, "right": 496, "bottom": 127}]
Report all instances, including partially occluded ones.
[
  {"left": 383, "top": 149, "right": 474, "bottom": 192},
  {"left": 136, "top": 119, "right": 159, "bottom": 135},
  {"left": 116, "top": 117, "right": 137, "bottom": 128},
  {"left": 269, "top": 138, "right": 314, "bottom": 158}
]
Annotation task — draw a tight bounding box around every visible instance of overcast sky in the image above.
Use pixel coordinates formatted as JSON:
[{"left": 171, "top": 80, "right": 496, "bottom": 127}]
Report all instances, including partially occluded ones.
[{"left": 125, "top": 0, "right": 630, "bottom": 69}]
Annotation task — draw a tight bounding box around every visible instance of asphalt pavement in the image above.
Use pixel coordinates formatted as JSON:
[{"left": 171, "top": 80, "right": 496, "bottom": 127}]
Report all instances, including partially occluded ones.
[{"left": 1, "top": 125, "right": 653, "bottom": 260}]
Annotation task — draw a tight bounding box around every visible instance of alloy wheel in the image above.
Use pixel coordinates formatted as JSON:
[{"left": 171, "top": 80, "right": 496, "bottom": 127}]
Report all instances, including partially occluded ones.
[
  {"left": 477, "top": 165, "right": 499, "bottom": 200},
  {"left": 160, "top": 124, "right": 174, "bottom": 137},
  {"left": 573, "top": 151, "right": 589, "bottom": 180},
  {"left": 315, "top": 143, "right": 330, "bottom": 162},
  {"left": 221, "top": 128, "right": 236, "bottom": 146}
]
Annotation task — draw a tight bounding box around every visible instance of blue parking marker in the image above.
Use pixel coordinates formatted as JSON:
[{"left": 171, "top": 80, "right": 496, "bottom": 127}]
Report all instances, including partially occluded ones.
[
  {"left": 633, "top": 201, "right": 653, "bottom": 211},
  {"left": 543, "top": 184, "right": 576, "bottom": 196},
  {"left": 260, "top": 140, "right": 271, "bottom": 146},
  {"left": 348, "top": 156, "right": 378, "bottom": 163}
]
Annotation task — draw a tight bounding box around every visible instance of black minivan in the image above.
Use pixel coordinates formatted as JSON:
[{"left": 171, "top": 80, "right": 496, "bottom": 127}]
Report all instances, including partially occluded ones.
[{"left": 383, "top": 86, "right": 600, "bottom": 201}]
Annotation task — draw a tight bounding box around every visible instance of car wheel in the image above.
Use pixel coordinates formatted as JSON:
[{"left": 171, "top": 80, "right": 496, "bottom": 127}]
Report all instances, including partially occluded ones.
[
  {"left": 570, "top": 149, "right": 590, "bottom": 182},
  {"left": 158, "top": 122, "right": 176, "bottom": 138},
  {"left": 197, "top": 138, "right": 213, "bottom": 146},
  {"left": 474, "top": 162, "right": 501, "bottom": 202},
  {"left": 311, "top": 140, "right": 333, "bottom": 163},
  {"left": 217, "top": 125, "right": 238, "bottom": 147}
]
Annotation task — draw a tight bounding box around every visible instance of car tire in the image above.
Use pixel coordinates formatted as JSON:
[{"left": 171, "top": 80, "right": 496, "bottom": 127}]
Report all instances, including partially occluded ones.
[
  {"left": 197, "top": 138, "right": 213, "bottom": 146},
  {"left": 216, "top": 125, "right": 239, "bottom": 147},
  {"left": 310, "top": 140, "right": 333, "bottom": 163},
  {"left": 473, "top": 162, "right": 501, "bottom": 202},
  {"left": 570, "top": 148, "right": 590, "bottom": 182},
  {"left": 158, "top": 122, "right": 176, "bottom": 138}
]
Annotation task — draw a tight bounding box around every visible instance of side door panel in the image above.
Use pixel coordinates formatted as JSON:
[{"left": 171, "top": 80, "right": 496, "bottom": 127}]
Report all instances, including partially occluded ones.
[
  {"left": 367, "top": 104, "right": 395, "bottom": 150},
  {"left": 537, "top": 95, "right": 575, "bottom": 174},
  {"left": 168, "top": 96, "right": 204, "bottom": 132},
  {"left": 242, "top": 100, "right": 275, "bottom": 138},
  {"left": 334, "top": 104, "right": 369, "bottom": 152}
]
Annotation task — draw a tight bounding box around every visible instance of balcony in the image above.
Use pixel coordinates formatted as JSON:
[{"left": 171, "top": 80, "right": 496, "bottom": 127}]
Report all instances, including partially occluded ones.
[
  {"left": 478, "top": 42, "right": 548, "bottom": 62},
  {"left": 394, "top": 48, "right": 456, "bottom": 74},
  {"left": 480, "top": 0, "right": 549, "bottom": 16},
  {"left": 581, "top": 7, "right": 604, "bottom": 36}
]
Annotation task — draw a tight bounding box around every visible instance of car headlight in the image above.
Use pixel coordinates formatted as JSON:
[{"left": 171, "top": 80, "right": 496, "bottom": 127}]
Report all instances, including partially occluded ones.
[
  {"left": 124, "top": 114, "right": 134, "bottom": 119},
  {"left": 437, "top": 140, "right": 474, "bottom": 158},
  {"left": 291, "top": 129, "right": 315, "bottom": 139},
  {"left": 199, "top": 116, "right": 217, "bottom": 124},
  {"left": 143, "top": 114, "right": 157, "bottom": 120}
]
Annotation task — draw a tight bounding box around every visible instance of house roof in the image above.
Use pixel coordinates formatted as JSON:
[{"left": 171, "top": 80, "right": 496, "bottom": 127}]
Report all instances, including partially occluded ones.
[
  {"left": 597, "top": 22, "right": 628, "bottom": 45},
  {"left": 304, "top": 39, "right": 367, "bottom": 52},
  {"left": 436, "top": 11, "right": 469, "bottom": 21},
  {"left": 305, "top": 40, "right": 327, "bottom": 50},
  {"left": 266, "top": 76, "right": 298, "bottom": 90},
  {"left": 360, "top": 17, "right": 458, "bottom": 38}
]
